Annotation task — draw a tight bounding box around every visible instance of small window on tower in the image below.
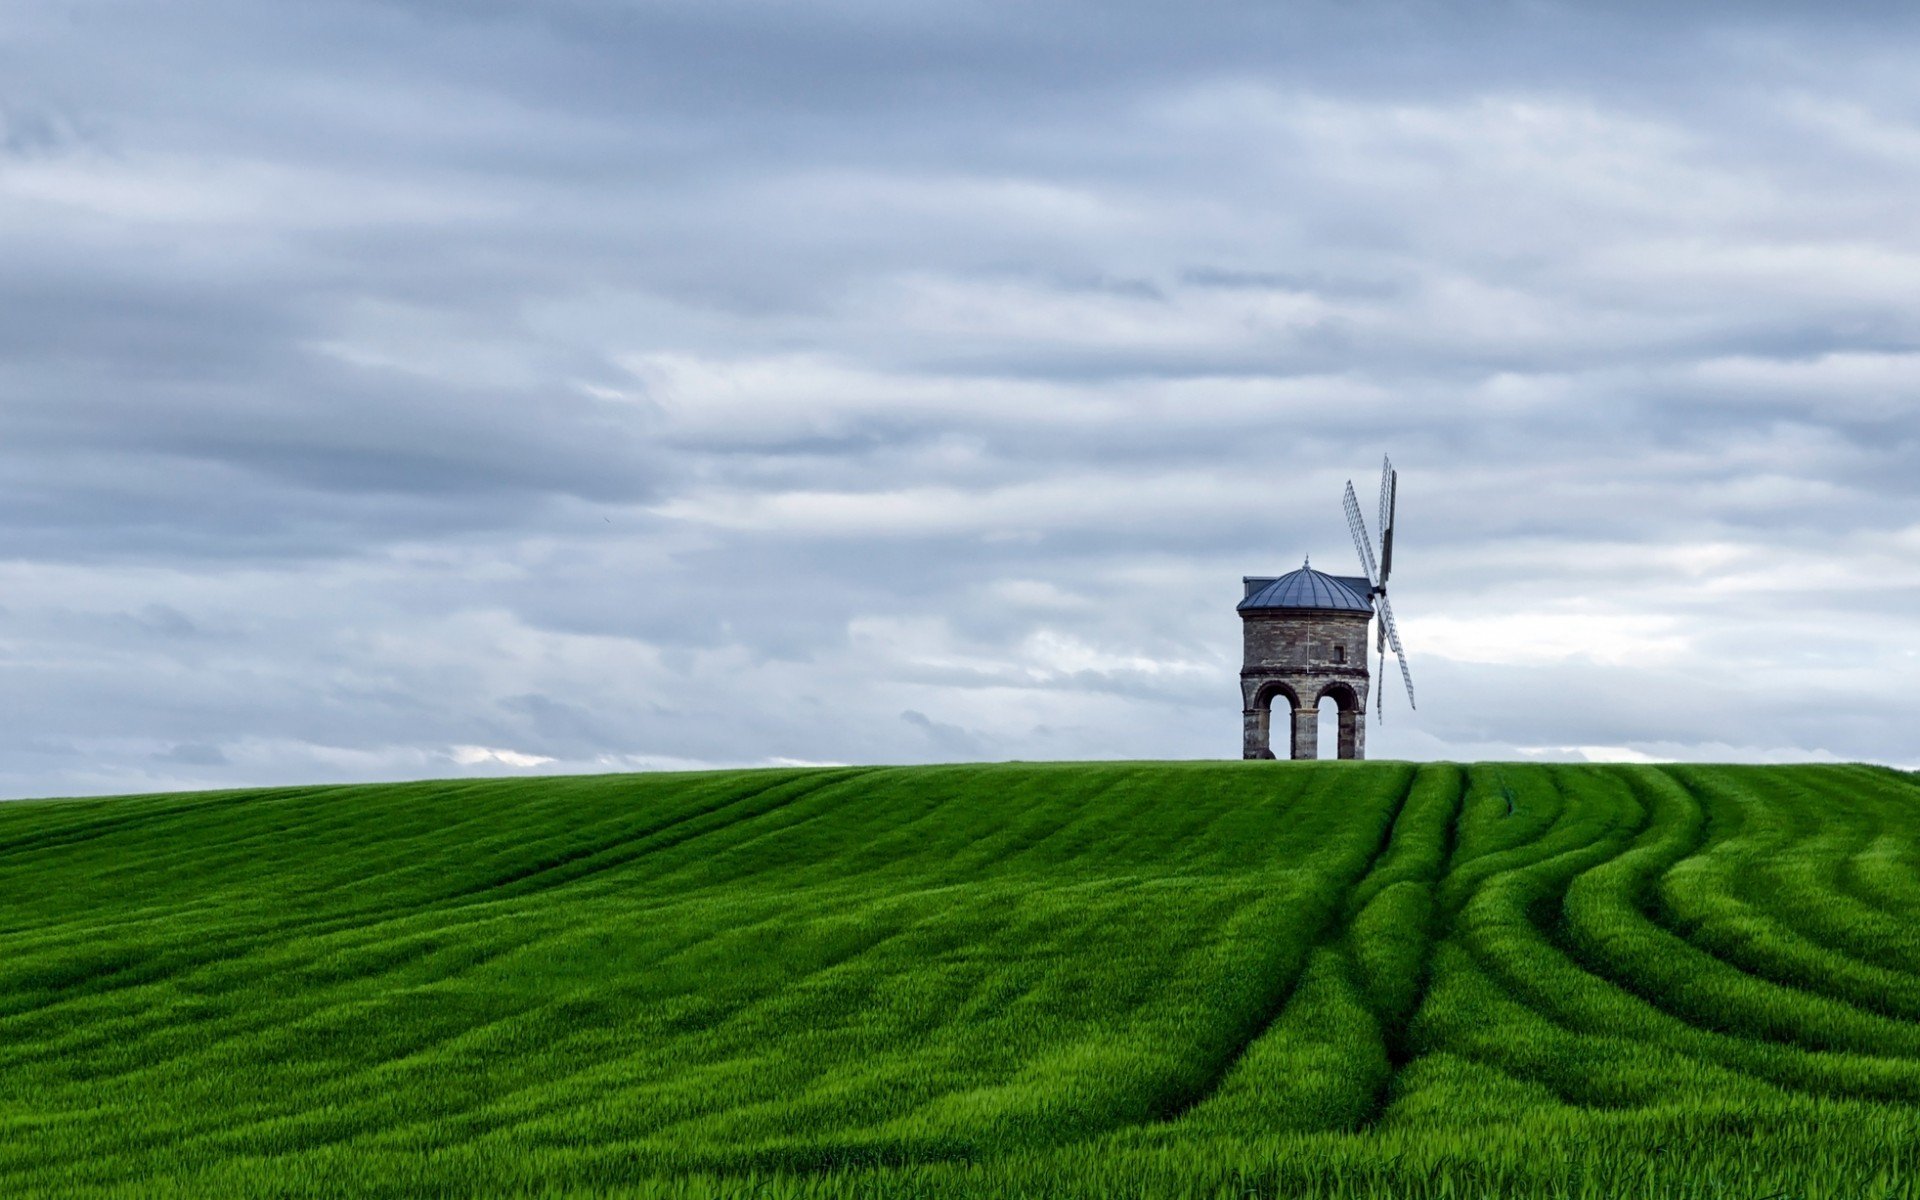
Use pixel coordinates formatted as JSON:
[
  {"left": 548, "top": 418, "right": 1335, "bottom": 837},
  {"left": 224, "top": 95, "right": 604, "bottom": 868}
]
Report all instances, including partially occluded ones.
[{"left": 1333, "top": 645, "right": 1346, "bottom": 663}]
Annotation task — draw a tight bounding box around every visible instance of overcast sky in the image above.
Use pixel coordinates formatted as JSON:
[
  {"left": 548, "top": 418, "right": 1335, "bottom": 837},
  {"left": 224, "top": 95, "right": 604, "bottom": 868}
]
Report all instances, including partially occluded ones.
[{"left": 3, "top": 1, "right": 1917, "bottom": 798}]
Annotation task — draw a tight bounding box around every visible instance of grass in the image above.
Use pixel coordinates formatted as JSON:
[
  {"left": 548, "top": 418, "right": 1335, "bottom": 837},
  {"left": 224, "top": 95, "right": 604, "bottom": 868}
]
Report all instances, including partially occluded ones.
[{"left": 0, "top": 760, "right": 1917, "bottom": 1197}]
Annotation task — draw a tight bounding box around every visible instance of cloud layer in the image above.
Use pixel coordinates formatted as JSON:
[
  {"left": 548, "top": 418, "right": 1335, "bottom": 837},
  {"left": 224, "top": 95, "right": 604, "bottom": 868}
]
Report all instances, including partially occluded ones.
[{"left": 3, "top": 1, "right": 1918, "bottom": 796}]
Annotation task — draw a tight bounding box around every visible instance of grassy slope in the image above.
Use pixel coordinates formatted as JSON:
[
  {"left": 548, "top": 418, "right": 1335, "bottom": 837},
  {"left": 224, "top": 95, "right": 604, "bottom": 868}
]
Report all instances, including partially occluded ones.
[{"left": 2, "top": 761, "right": 1919, "bottom": 1198}]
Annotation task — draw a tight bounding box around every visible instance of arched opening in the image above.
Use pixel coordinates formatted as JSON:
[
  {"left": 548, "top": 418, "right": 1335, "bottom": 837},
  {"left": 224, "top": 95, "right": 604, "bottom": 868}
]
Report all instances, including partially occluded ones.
[
  {"left": 1317, "top": 682, "right": 1364, "bottom": 761},
  {"left": 1317, "top": 693, "right": 1340, "bottom": 760},
  {"left": 1246, "top": 681, "right": 1300, "bottom": 760}
]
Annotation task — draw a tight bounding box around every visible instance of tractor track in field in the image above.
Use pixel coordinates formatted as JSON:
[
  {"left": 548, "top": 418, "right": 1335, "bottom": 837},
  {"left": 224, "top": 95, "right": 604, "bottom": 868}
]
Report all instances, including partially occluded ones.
[
  {"left": 1577, "top": 770, "right": 1868, "bottom": 1036},
  {"left": 1353, "top": 763, "right": 1468, "bottom": 1129},
  {"left": 1353, "top": 763, "right": 1656, "bottom": 1122},
  {"left": 1438, "top": 767, "right": 1920, "bottom": 1110},
  {"left": 1598, "top": 771, "right": 1920, "bottom": 1071},
  {"left": 1433, "top": 767, "right": 1753, "bottom": 1104},
  {"left": 1150, "top": 764, "right": 1421, "bottom": 1126},
  {"left": 1798, "top": 767, "right": 1920, "bottom": 925},
  {"left": 0, "top": 787, "right": 339, "bottom": 874},
  {"left": 0, "top": 771, "right": 867, "bottom": 1033},
  {"left": 1643, "top": 770, "right": 1920, "bottom": 1025},
  {"left": 1518, "top": 769, "right": 1920, "bottom": 1104},
  {"left": 434, "top": 768, "right": 871, "bottom": 907}
]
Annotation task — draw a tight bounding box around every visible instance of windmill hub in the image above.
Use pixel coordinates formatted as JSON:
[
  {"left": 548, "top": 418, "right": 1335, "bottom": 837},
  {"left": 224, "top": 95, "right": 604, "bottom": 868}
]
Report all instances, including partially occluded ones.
[{"left": 1237, "top": 458, "right": 1416, "bottom": 761}]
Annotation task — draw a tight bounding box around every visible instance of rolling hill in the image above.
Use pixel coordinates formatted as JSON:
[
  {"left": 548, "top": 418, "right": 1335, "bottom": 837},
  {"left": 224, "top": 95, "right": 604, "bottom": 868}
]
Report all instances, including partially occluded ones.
[{"left": 2, "top": 761, "right": 1918, "bottom": 1198}]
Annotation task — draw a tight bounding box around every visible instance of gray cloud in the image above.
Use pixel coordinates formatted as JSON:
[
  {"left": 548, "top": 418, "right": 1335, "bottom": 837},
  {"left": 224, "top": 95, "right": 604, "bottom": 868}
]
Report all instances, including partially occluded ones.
[{"left": 1, "top": 1, "right": 1917, "bottom": 798}]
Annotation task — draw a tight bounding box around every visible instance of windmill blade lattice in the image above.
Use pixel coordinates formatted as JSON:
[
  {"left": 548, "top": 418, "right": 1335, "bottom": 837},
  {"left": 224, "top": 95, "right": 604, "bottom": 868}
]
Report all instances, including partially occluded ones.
[
  {"left": 1346, "top": 459, "right": 1413, "bottom": 721},
  {"left": 1342, "top": 482, "right": 1380, "bottom": 587},
  {"left": 1376, "top": 592, "right": 1416, "bottom": 712}
]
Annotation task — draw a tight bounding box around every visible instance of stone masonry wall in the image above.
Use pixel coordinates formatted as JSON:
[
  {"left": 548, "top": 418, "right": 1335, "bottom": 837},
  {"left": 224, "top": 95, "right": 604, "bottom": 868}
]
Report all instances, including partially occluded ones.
[
  {"left": 1240, "top": 609, "right": 1373, "bottom": 760},
  {"left": 1241, "top": 609, "right": 1373, "bottom": 674}
]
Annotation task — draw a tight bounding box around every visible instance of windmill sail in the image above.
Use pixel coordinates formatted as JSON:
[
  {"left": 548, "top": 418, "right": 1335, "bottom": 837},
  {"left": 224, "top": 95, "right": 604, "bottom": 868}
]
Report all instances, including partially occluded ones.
[
  {"left": 1378, "top": 459, "right": 1397, "bottom": 584},
  {"left": 1346, "top": 458, "right": 1413, "bottom": 720},
  {"left": 1377, "top": 592, "right": 1415, "bottom": 710},
  {"left": 1342, "top": 482, "right": 1380, "bottom": 587}
]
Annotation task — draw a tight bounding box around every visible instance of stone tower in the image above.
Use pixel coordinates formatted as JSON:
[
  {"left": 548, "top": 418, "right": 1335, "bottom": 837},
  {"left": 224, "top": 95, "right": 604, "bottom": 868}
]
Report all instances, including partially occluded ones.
[{"left": 1238, "top": 562, "right": 1374, "bottom": 760}]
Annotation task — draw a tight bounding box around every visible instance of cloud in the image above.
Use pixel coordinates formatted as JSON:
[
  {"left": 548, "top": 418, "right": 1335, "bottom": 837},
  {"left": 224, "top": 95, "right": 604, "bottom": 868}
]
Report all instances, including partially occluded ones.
[{"left": 449, "top": 745, "right": 557, "bottom": 769}]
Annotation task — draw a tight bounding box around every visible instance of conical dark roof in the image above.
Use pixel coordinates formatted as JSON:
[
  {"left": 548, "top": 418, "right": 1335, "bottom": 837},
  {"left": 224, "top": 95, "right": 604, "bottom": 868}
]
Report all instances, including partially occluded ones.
[{"left": 1238, "top": 565, "right": 1373, "bottom": 613}]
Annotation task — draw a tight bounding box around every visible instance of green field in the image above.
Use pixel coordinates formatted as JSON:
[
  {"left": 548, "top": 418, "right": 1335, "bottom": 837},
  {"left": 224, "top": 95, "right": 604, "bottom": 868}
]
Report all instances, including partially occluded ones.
[{"left": 3, "top": 762, "right": 1919, "bottom": 1198}]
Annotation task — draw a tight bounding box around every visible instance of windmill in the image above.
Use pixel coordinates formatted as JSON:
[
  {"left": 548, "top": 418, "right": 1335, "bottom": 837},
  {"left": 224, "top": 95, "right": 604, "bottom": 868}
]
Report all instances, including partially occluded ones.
[
  {"left": 1342, "top": 457, "right": 1416, "bottom": 720},
  {"left": 1236, "top": 457, "right": 1414, "bottom": 760}
]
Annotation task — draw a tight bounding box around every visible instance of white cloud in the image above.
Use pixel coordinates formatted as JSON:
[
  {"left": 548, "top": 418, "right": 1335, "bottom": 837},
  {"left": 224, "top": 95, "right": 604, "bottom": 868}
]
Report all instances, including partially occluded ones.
[
  {"left": 1409, "top": 612, "right": 1692, "bottom": 668},
  {"left": 1571, "top": 745, "right": 1665, "bottom": 764},
  {"left": 449, "top": 745, "right": 557, "bottom": 768}
]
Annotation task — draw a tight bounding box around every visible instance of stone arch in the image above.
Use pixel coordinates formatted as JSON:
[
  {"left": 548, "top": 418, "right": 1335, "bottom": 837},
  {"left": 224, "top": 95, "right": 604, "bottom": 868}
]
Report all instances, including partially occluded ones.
[
  {"left": 1242, "top": 679, "right": 1300, "bottom": 760},
  {"left": 1256, "top": 680, "right": 1301, "bottom": 711},
  {"left": 1316, "top": 681, "right": 1366, "bottom": 760},
  {"left": 1316, "top": 681, "right": 1361, "bottom": 711}
]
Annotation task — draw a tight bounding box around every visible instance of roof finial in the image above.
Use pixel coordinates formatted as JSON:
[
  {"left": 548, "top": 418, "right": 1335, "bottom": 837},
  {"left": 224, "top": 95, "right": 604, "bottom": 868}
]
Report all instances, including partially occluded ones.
[{"left": 1303, "top": 554, "right": 1311, "bottom": 570}]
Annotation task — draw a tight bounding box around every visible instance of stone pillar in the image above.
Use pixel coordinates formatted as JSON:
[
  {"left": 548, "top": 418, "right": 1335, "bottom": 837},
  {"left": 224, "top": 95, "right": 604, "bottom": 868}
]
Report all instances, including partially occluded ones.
[
  {"left": 1242, "top": 706, "right": 1275, "bottom": 759},
  {"left": 1291, "top": 706, "right": 1318, "bottom": 760},
  {"left": 1338, "top": 710, "right": 1366, "bottom": 760}
]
